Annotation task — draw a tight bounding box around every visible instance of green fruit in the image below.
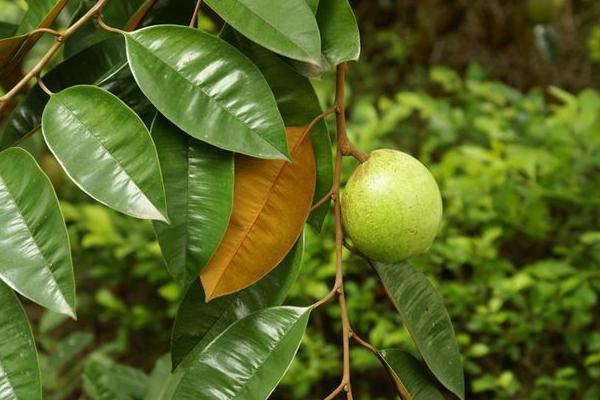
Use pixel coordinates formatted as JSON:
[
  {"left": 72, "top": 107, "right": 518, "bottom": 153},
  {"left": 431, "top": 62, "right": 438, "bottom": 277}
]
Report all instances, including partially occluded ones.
[
  {"left": 341, "top": 149, "right": 442, "bottom": 264},
  {"left": 526, "top": 0, "right": 564, "bottom": 25}
]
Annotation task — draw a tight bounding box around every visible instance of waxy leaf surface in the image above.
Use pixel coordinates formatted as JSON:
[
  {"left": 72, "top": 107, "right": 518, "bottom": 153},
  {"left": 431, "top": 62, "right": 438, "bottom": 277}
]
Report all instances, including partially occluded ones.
[
  {"left": 152, "top": 115, "right": 234, "bottom": 287},
  {"left": 200, "top": 127, "right": 316, "bottom": 300},
  {"left": 42, "top": 85, "right": 167, "bottom": 221},
  {"left": 204, "top": 0, "right": 321, "bottom": 63},
  {"left": 125, "top": 25, "right": 288, "bottom": 159},
  {"left": 380, "top": 349, "right": 445, "bottom": 400},
  {"left": 222, "top": 28, "right": 332, "bottom": 230},
  {"left": 172, "top": 237, "right": 304, "bottom": 369},
  {"left": 173, "top": 306, "right": 310, "bottom": 400},
  {"left": 0, "top": 282, "right": 41, "bottom": 400},
  {"left": 0, "top": 148, "right": 75, "bottom": 317},
  {"left": 374, "top": 262, "right": 465, "bottom": 400}
]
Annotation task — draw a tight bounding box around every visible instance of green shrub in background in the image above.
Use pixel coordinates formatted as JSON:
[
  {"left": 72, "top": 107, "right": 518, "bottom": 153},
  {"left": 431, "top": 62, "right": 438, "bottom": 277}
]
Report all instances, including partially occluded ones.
[
  {"left": 281, "top": 65, "right": 600, "bottom": 399},
  {"left": 33, "top": 65, "right": 600, "bottom": 399}
]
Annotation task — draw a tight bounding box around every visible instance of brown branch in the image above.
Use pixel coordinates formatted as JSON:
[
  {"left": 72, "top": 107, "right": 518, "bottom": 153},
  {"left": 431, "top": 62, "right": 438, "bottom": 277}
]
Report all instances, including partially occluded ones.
[
  {"left": 310, "top": 189, "right": 334, "bottom": 213},
  {"left": 334, "top": 64, "right": 369, "bottom": 164},
  {"left": 189, "top": 0, "right": 203, "bottom": 27},
  {"left": 0, "top": 0, "right": 111, "bottom": 111}
]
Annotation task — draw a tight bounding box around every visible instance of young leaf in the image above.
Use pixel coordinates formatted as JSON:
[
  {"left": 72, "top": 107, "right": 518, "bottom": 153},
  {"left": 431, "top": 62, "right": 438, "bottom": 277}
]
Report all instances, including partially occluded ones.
[
  {"left": 203, "top": 0, "right": 321, "bottom": 64},
  {"left": 0, "top": 148, "right": 76, "bottom": 318},
  {"left": 172, "top": 236, "right": 304, "bottom": 369},
  {"left": 1, "top": 38, "right": 127, "bottom": 150},
  {"left": 379, "top": 349, "right": 446, "bottom": 400},
  {"left": 42, "top": 85, "right": 168, "bottom": 222},
  {"left": 200, "top": 127, "right": 316, "bottom": 300},
  {"left": 222, "top": 28, "right": 333, "bottom": 230},
  {"left": 0, "top": 281, "right": 41, "bottom": 400},
  {"left": 152, "top": 115, "right": 234, "bottom": 287},
  {"left": 374, "top": 262, "right": 465, "bottom": 400},
  {"left": 125, "top": 25, "right": 289, "bottom": 160},
  {"left": 173, "top": 306, "right": 311, "bottom": 400}
]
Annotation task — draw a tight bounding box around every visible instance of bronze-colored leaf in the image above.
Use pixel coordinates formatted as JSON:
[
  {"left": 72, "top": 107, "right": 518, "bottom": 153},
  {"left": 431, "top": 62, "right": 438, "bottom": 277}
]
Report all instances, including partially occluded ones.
[{"left": 200, "top": 127, "right": 315, "bottom": 300}]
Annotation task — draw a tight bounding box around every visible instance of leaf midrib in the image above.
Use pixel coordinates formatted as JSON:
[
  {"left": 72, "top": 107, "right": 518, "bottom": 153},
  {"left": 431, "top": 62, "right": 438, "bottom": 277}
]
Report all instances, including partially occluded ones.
[{"left": 54, "top": 97, "right": 160, "bottom": 216}]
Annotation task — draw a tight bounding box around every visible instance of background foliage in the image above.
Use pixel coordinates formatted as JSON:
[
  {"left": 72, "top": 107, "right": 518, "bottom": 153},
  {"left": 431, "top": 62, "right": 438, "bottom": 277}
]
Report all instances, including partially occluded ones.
[{"left": 3, "top": 0, "right": 600, "bottom": 399}]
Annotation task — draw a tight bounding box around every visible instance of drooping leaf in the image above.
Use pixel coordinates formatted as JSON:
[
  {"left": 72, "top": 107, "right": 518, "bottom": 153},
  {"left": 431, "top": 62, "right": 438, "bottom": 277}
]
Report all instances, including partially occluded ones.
[
  {"left": 374, "top": 262, "right": 465, "bottom": 400},
  {"left": 317, "top": 0, "right": 360, "bottom": 66},
  {"left": 200, "top": 127, "right": 315, "bottom": 300},
  {"left": 293, "top": 0, "right": 361, "bottom": 76},
  {"left": 204, "top": 0, "right": 321, "bottom": 64},
  {"left": 64, "top": 0, "right": 152, "bottom": 58},
  {"left": 125, "top": 25, "right": 289, "bottom": 160},
  {"left": 0, "top": 281, "right": 41, "bottom": 400},
  {"left": 0, "top": 148, "right": 75, "bottom": 317},
  {"left": 172, "top": 236, "right": 304, "bottom": 369},
  {"left": 0, "top": 37, "right": 128, "bottom": 150},
  {"left": 221, "top": 27, "right": 332, "bottom": 230},
  {"left": 0, "top": 0, "right": 67, "bottom": 84},
  {"left": 41, "top": 85, "right": 168, "bottom": 222},
  {"left": 152, "top": 115, "right": 234, "bottom": 287},
  {"left": 173, "top": 306, "right": 310, "bottom": 400},
  {"left": 379, "top": 349, "right": 446, "bottom": 400}
]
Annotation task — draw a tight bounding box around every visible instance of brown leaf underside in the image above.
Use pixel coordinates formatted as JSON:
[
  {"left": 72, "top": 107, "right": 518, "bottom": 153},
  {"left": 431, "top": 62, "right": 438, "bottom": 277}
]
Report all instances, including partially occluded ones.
[{"left": 200, "top": 126, "right": 316, "bottom": 300}]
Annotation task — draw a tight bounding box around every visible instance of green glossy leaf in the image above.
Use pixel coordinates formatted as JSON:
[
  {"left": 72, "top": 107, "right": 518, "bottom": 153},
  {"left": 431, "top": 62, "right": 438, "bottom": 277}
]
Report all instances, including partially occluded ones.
[
  {"left": 0, "top": 38, "right": 128, "bottom": 150},
  {"left": 293, "top": 0, "right": 361, "bottom": 76},
  {"left": 151, "top": 115, "right": 234, "bottom": 287},
  {"left": 64, "top": 0, "right": 150, "bottom": 58},
  {"left": 42, "top": 85, "right": 168, "bottom": 221},
  {"left": 380, "top": 349, "right": 445, "bottom": 400},
  {"left": 172, "top": 236, "right": 304, "bottom": 369},
  {"left": 0, "top": 148, "right": 75, "bottom": 317},
  {"left": 173, "top": 306, "right": 310, "bottom": 400},
  {"left": 222, "top": 27, "right": 333, "bottom": 230},
  {"left": 374, "top": 262, "right": 465, "bottom": 399},
  {"left": 125, "top": 25, "right": 289, "bottom": 160},
  {"left": 204, "top": 0, "right": 321, "bottom": 63},
  {"left": 316, "top": 0, "right": 360, "bottom": 66},
  {"left": 0, "top": 281, "right": 41, "bottom": 400}
]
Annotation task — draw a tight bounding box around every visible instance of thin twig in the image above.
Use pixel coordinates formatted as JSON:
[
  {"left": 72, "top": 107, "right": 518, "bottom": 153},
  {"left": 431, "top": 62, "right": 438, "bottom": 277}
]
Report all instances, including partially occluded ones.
[
  {"left": 36, "top": 74, "right": 53, "bottom": 96},
  {"left": 189, "top": 0, "right": 203, "bottom": 27},
  {"left": 28, "top": 27, "right": 62, "bottom": 37},
  {"left": 350, "top": 331, "right": 378, "bottom": 354},
  {"left": 310, "top": 189, "right": 334, "bottom": 212},
  {"left": 0, "top": 0, "right": 111, "bottom": 110},
  {"left": 323, "top": 381, "right": 345, "bottom": 400},
  {"left": 97, "top": 14, "right": 125, "bottom": 34},
  {"left": 333, "top": 62, "right": 354, "bottom": 400}
]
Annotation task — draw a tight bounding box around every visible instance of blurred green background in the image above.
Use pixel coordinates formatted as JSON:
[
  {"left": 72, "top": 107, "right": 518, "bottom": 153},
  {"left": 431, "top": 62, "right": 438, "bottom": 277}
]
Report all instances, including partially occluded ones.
[{"left": 3, "top": 0, "right": 600, "bottom": 399}]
